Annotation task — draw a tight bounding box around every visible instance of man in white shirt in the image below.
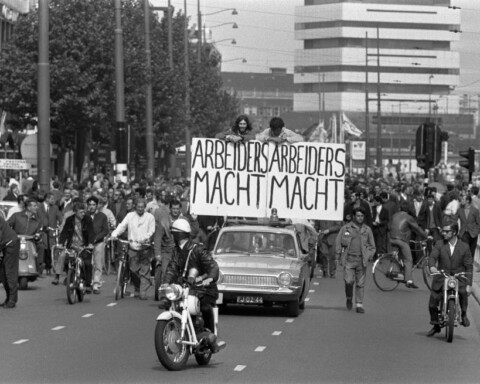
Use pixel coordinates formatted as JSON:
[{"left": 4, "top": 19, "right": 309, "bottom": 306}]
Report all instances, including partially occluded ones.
[{"left": 111, "top": 199, "right": 155, "bottom": 299}]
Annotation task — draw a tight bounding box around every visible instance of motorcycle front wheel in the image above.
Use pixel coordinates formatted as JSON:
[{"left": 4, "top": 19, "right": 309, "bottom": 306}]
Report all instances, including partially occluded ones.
[
  {"left": 155, "top": 319, "right": 190, "bottom": 371},
  {"left": 66, "top": 269, "right": 77, "bottom": 305},
  {"left": 446, "top": 299, "right": 455, "bottom": 343}
]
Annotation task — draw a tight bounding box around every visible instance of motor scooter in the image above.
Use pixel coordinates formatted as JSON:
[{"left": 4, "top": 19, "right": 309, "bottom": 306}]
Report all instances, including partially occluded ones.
[
  {"left": 154, "top": 267, "right": 225, "bottom": 371},
  {"left": 18, "top": 234, "right": 39, "bottom": 290}
]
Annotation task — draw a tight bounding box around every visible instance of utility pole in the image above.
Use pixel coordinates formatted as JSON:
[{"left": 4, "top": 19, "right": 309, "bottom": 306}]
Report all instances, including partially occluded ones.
[
  {"left": 197, "top": 0, "right": 202, "bottom": 63},
  {"left": 364, "top": 31, "right": 369, "bottom": 176},
  {"left": 37, "top": 0, "right": 50, "bottom": 192},
  {"left": 144, "top": 0, "right": 155, "bottom": 180},
  {"left": 114, "top": 0, "right": 128, "bottom": 182},
  {"left": 184, "top": 0, "right": 191, "bottom": 177},
  {"left": 376, "top": 25, "right": 382, "bottom": 167}
]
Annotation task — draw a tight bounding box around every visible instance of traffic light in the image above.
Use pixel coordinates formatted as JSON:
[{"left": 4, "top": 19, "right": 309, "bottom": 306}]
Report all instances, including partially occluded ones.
[
  {"left": 415, "top": 122, "right": 443, "bottom": 172},
  {"left": 459, "top": 147, "right": 475, "bottom": 183}
]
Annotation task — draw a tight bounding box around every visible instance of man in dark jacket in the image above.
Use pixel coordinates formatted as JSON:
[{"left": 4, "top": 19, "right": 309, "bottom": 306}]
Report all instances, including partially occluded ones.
[
  {"left": 0, "top": 215, "right": 20, "bottom": 308},
  {"left": 427, "top": 222, "right": 473, "bottom": 336},
  {"left": 390, "top": 201, "right": 428, "bottom": 288},
  {"left": 417, "top": 194, "right": 443, "bottom": 242},
  {"left": 160, "top": 218, "right": 225, "bottom": 353},
  {"left": 52, "top": 202, "right": 94, "bottom": 288},
  {"left": 86, "top": 196, "right": 109, "bottom": 294}
]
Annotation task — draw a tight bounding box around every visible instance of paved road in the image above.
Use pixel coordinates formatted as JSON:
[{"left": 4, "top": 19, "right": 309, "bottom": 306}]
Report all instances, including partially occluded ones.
[{"left": 1, "top": 266, "right": 480, "bottom": 384}]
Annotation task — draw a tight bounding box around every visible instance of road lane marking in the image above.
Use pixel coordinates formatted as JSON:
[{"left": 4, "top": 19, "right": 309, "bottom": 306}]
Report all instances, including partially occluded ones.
[
  {"left": 313, "top": 282, "right": 319, "bottom": 285},
  {"left": 255, "top": 346, "right": 266, "bottom": 352},
  {"left": 272, "top": 331, "right": 282, "bottom": 336},
  {"left": 286, "top": 319, "right": 295, "bottom": 323},
  {"left": 82, "top": 314, "right": 94, "bottom": 318},
  {"left": 51, "top": 326, "right": 65, "bottom": 331},
  {"left": 107, "top": 303, "right": 117, "bottom": 307},
  {"left": 234, "top": 365, "right": 246, "bottom": 372},
  {"left": 12, "top": 339, "right": 29, "bottom": 345},
  {"left": 309, "top": 289, "right": 315, "bottom": 293},
  {"left": 305, "top": 298, "right": 310, "bottom": 302}
]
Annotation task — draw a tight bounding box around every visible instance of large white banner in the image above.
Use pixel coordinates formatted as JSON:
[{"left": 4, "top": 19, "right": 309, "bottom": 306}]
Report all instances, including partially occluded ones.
[{"left": 190, "top": 139, "right": 345, "bottom": 220}]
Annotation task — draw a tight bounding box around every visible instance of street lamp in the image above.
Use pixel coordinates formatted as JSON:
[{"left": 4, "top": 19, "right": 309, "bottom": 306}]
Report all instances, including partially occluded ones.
[
  {"left": 214, "top": 38, "right": 237, "bottom": 45},
  {"left": 204, "top": 8, "right": 238, "bottom": 16},
  {"left": 222, "top": 57, "right": 246, "bottom": 63},
  {"left": 209, "top": 22, "right": 238, "bottom": 29}
]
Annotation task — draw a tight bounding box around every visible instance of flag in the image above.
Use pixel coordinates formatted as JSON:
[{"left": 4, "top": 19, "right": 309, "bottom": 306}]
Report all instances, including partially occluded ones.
[
  {"left": 309, "top": 120, "right": 329, "bottom": 143},
  {"left": 0, "top": 111, "right": 6, "bottom": 136},
  {"left": 341, "top": 112, "right": 363, "bottom": 137}
]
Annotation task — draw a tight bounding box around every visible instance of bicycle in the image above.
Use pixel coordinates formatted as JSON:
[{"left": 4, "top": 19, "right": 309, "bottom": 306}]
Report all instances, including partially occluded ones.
[
  {"left": 372, "top": 239, "right": 433, "bottom": 291},
  {"left": 66, "top": 247, "right": 92, "bottom": 304},
  {"left": 113, "top": 238, "right": 131, "bottom": 300},
  {"left": 104, "top": 236, "right": 115, "bottom": 275}
]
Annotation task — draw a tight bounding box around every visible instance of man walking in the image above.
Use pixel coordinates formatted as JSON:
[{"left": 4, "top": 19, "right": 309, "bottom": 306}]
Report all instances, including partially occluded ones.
[
  {"left": 0, "top": 215, "right": 20, "bottom": 308},
  {"left": 335, "top": 207, "right": 376, "bottom": 313}
]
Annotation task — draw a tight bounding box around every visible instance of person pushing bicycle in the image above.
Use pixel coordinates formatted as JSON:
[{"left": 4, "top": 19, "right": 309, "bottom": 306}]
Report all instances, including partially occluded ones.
[{"left": 390, "top": 201, "right": 428, "bottom": 289}]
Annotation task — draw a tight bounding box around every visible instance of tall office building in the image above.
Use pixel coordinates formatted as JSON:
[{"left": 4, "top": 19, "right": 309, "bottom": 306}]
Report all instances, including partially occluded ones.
[{"left": 294, "top": 0, "right": 460, "bottom": 116}]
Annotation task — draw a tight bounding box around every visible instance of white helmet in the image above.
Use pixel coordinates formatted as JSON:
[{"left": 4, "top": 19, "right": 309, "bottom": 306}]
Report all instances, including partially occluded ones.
[{"left": 171, "top": 218, "right": 191, "bottom": 233}]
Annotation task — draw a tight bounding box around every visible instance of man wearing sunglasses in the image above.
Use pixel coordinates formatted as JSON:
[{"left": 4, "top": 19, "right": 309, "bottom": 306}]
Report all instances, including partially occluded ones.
[{"left": 426, "top": 222, "right": 473, "bottom": 337}]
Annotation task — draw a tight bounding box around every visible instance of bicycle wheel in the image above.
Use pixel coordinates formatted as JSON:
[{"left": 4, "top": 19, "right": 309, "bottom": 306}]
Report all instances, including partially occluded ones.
[
  {"left": 114, "top": 261, "right": 124, "bottom": 301},
  {"left": 66, "top": 269, "right": 77, "bottom": 305},
  {"left": 373, "top": 255, "right": 401, "bottom": 291}
]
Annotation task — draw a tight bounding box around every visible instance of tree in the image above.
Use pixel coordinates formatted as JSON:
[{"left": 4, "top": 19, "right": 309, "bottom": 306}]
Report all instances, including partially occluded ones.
[{"left": 0, "top": 0, "right": 238, "bottom": 181}]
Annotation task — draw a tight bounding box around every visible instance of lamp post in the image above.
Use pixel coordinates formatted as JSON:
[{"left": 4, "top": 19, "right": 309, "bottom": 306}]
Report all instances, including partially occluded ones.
[
  {"left": 37, "top": 0, "right": 50, "bottom": 191},
  {"left": 144, "top": 0, "right": 154, "bottom": 180},
  {"left": 197, "top": 4, "right": 238, "bottom": 63},
  {"left": 428, "top": 75, "right": 434, "bottom": 119},
  {"left": 214, "top": 38, "right": 237, "bottom": 45},
  {"left": 209, "top": 22, "right": 238, "bottom": 29},
  {"left": 183, "top": 0, "right": 191, "bottom": 178}
]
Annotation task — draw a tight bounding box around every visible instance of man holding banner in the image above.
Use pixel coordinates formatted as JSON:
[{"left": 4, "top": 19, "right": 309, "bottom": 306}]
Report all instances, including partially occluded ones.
[{"left": 256, "top": 117, "right": 303, "bottom": 144}]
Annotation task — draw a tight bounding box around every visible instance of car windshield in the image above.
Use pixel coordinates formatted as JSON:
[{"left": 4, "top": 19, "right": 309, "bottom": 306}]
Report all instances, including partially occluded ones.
[{"left": 214, "top": 231, "right": 297, "bottom": 258}]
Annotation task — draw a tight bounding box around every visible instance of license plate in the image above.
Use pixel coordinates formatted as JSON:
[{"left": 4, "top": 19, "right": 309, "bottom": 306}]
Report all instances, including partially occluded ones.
[
  {"left": 216, "top": 293, "right": 223, "bottom": 305},
  {"left": 237, "top": 296, "right": 263, "bottom": 304}
]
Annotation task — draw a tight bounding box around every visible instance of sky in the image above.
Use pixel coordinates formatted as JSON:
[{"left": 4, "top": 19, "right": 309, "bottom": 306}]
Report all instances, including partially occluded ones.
[{"left": 151, "top": 0, "right": 480, "bottom": 96}]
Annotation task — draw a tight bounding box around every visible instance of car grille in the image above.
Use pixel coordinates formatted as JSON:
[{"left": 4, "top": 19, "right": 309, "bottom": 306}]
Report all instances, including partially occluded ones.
[{"left": 223, "top": 275, "right": 277, "bottom": 287}]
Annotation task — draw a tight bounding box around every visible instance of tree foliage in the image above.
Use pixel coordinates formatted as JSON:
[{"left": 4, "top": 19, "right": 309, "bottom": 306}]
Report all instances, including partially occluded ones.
[{"left": 0, "top": 0, "right": 238, "bottom": 180}]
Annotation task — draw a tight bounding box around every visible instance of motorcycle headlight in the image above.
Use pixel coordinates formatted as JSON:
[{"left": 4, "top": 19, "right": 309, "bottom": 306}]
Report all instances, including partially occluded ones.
[
  {"left": 278, "top": 272, "right": 292, "bottom": 287},
  {"left": 447, "top": 278, "right": 457, "bottom": 289},
  {"left": 163, "top": 284, "right": 183, "bottom": 301},
  {"left": 20, "top": 242, "right": 27, "bottom": 251}
]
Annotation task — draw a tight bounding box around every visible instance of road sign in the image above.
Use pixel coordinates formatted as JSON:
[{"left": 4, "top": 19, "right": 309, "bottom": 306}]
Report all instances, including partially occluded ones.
[
  {"left": 350, "top": 141, "right": 366, "bottom": 160},
  {"left": 0, "top": 159, "right": 30, "bottom": 170}
]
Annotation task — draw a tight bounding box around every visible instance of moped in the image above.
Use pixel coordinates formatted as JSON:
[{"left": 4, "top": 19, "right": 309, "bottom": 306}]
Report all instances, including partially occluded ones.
[
  {"left": 18, "top": 234, "right": 40, "bottom": 290},
  {"left": 154, "top": 268, "right": 225, "bottom": 371},
  {"left": 433, "top": 270, "right": 471, "bottom": 343}
]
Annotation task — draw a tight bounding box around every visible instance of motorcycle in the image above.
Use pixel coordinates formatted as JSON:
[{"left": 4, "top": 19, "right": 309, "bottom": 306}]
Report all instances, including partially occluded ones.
[
  {"left": 18, "top": 234, "right": 40, "bottom": 290},
  {"left": 433, "top": 270, "right": 471, "bottom": 343},
  {"left": 154, "top": 268, "right": 225, "bottom": 371}
]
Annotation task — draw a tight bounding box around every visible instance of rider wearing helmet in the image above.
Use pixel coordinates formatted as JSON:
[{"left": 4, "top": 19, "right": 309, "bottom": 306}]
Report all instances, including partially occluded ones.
[
  {"left": 159, "top": 218, "right": 224, "bottom": 352},
  {"left": 427, "top": 222, "right": 473, "bottom": 337}
]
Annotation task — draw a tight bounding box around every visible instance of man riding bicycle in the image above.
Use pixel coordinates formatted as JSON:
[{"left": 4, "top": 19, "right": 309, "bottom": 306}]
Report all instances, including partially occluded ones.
[{"left": 390, "top": 201, "right": 428, "bottom": 289}]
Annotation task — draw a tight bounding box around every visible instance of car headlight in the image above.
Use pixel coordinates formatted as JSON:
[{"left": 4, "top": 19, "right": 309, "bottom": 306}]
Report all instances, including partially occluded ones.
[
  {"left": 163, "top": 284, "right": 183, "bottom": 300},
  {"left": 217, "top": 271, "right": 224, "bottom": 284},
  {"left": 278, "top": 272, "right": 292, "bottom": 287},
  {"left": 447, "top": 278, "right": 457, "bottom": 289}
]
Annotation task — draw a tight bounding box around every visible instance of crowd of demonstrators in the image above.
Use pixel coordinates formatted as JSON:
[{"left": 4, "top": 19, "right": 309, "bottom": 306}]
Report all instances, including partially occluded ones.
[{"left": 315, "top": 172, "right": 476, "bottom": 324}]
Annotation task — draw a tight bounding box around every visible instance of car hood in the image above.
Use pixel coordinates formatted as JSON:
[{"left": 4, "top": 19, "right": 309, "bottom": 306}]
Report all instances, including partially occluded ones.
[{"left": 215, "top": 254, "right": 302, "bottom": 274}]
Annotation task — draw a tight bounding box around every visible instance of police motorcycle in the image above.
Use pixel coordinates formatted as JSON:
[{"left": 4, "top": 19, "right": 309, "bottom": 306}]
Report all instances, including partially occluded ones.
[
  {"left": 432, "top": 270, "right": 471, "bottom": 343},
  {"left": 154, "top": 267, "right": 225, "bottom": 371},
  {"left": 18, "top": 233, "right": 41, "bottom": 290}
]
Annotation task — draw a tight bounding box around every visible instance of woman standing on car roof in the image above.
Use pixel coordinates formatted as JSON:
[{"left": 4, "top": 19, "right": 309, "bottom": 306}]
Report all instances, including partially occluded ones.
[{"left": 215, "top": 115, "right": 256, "bottom": 143}]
